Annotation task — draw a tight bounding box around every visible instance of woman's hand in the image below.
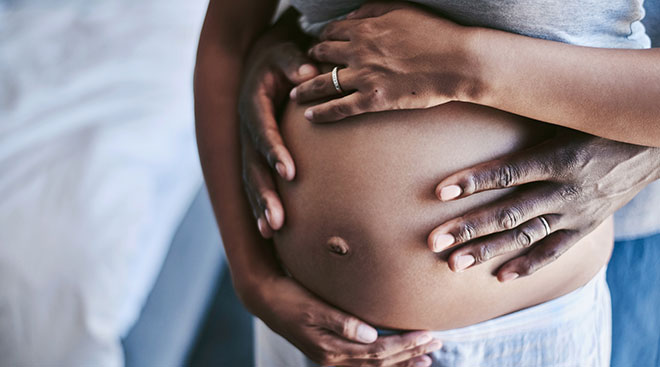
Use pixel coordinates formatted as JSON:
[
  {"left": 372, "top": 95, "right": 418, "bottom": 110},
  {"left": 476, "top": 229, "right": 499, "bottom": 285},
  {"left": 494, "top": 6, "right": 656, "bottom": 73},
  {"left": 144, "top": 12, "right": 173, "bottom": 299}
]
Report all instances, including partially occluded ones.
[
  {"left": 291, "top": 1, "right": 482, "bottom": 123},
  {"left": 427, "top": 131, "right": 660, "bottom": 281},
  {"left": 246, "top": 275, "right": 442, "bottom": 367},
  {"left": 238, "top": 9, "right": 319, "bottom": 238}
]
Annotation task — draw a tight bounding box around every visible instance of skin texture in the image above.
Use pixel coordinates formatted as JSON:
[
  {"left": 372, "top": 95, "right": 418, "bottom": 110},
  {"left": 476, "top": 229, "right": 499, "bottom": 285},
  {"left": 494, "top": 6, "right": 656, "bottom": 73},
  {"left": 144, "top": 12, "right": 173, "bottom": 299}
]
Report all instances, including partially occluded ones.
[
  {"left": 433, "top": 131, "right": 660, "bottom": 280},
  {"left": 244, "top": 1, "right": 660, "bottom": 283},
  {"left": 273, "top": 95, "right": 613, "bottom": 330},
  {"left": 197, "top": 2, "right": 441, "bottom": 366},
  {"left": 296, "top": 2, "right": 660, "bottom": 147},
  {"left": 232, "top": 0, "right": 660, "bottom": 363}
]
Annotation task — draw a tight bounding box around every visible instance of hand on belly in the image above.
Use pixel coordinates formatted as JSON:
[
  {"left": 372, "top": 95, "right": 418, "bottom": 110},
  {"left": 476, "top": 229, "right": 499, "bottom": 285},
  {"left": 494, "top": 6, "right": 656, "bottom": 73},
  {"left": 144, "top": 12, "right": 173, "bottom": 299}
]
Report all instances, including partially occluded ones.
[{"left": 273, "top": 99, "right": 613, "bottom": 330}]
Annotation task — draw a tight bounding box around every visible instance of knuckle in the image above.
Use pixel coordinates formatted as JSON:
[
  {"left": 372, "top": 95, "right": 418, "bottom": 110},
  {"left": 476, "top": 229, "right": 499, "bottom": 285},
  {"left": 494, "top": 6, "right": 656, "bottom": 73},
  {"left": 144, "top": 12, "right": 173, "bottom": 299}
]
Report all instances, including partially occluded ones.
[
  {"left": 556, "top": 145, "right": 585, "bottom": 172},
  {"left": 312, "top": 77, "right": 326, "bottom": 91},
  {"left": 513, "top": 228, "right": 533, "bottom": 248},
  {"left": 540, "top": 245, "right": 562, "bottom": 262},
  {"left": 456, "top": 221, "right": 477, "bottom": 243},
  {"left": 321, "top": 24, "right": 336, "bottom": 38},
  {"left": 496, "top": 163, "right": 520, "bottom": 188},
  {"left": 300, "top": 308, "right": 316, "bottom": 325},
  {"left": 475, "top": 243, "right": 495, "bottom": 263},
  {"left": 517, "top": 260, "right": 537, "bottom": 276},
  {"left": 558, "top": 184, "right": 582, "bottom": 202},
  {"left": 498, "top": 207, "right": 522, "bottom": 230},
  {"left": 311, "top": 43, "right": 325, "bottom": 58},
  {"left": 462, "top": 172, "right": 480, "bottom": 193}
]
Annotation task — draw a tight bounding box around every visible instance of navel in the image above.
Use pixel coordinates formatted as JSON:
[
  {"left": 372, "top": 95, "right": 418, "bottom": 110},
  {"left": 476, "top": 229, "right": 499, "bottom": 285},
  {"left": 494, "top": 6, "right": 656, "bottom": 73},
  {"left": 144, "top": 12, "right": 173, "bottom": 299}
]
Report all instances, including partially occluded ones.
[{"left": 326, "top": 236, "right": 350, "bottom": 256}]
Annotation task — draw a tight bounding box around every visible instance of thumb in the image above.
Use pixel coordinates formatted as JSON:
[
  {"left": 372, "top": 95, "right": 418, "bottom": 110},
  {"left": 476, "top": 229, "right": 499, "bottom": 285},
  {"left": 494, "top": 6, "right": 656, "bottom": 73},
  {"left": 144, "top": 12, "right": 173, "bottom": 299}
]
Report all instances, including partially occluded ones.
[{"left": 319, "top": 306, "right": 378, "bottom": 344}]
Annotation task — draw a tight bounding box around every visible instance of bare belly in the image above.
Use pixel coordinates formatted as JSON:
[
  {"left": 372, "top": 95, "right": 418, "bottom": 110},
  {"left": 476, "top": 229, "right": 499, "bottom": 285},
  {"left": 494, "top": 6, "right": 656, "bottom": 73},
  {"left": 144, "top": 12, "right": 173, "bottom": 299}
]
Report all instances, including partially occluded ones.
[{"left": 274, "top": 100, "right": 613, "bottom": 330}]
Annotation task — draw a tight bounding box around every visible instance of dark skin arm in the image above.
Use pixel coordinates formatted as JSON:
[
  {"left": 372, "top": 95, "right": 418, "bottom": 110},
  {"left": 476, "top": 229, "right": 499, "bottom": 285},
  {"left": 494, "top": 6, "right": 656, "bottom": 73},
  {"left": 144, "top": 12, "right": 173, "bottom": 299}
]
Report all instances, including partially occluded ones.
[
  {"left": 196, "top": 2, "right": 440, "bottom": 366},
  {"left": 432, "top": 131, "right": 660, "bottom": 281},
  {"left": 296, "top": 2, "right": 660, "bottom": 147}
]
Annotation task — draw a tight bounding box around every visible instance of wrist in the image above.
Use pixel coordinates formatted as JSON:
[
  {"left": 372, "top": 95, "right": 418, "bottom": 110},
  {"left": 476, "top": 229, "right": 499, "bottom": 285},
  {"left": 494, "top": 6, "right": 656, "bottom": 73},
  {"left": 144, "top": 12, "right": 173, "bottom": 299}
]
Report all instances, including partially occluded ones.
[
  {"left": 450, "top": 26, "right": 492, "bottom": 104},
  {"left": 458, "top": 27, "right": 505, "bottom": 106}
]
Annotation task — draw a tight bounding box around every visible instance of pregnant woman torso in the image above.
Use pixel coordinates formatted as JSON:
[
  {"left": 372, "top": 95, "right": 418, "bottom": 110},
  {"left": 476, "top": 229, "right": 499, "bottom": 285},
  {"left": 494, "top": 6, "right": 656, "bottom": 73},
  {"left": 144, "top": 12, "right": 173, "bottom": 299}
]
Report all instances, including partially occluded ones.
[
  {"left": 272, "top": 0, "right": 648, "bottom": 330},
  {"left": 275, "top": 101, "right": 612, "bottom": 330}
]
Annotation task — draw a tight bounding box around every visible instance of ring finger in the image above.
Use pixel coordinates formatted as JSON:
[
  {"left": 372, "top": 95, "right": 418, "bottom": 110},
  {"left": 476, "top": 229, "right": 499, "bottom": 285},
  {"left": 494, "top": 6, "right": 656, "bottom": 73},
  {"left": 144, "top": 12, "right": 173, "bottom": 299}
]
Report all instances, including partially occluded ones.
[
  {"left": 292, "top": 67, "right": 358, "bottom": 103},
  {"left": 448, "top": 214, "right": 560, "bottom": 272}
]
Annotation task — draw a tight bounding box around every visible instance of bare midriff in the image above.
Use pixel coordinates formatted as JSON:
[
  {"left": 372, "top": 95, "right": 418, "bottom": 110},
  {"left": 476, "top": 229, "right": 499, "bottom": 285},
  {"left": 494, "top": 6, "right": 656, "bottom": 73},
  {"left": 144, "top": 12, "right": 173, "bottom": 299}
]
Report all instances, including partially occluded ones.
[{"left": 274, "top": 99, "right": 613, "bottom": 331}]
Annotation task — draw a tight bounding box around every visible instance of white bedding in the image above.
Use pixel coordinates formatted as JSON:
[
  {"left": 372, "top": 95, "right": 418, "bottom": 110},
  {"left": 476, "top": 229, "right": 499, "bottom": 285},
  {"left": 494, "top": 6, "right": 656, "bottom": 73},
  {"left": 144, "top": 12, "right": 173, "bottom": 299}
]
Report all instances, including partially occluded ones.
[{"left": 0, "top": 0, "right": 208, "bottom": 365}]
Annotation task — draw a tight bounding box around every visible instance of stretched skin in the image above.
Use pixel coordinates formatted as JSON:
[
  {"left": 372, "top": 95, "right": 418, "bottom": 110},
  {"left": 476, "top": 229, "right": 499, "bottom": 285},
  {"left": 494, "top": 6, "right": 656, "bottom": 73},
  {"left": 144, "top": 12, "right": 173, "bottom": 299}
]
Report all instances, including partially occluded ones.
[{"left": 274, "top": 98, "right": 613, "bottom": 330}]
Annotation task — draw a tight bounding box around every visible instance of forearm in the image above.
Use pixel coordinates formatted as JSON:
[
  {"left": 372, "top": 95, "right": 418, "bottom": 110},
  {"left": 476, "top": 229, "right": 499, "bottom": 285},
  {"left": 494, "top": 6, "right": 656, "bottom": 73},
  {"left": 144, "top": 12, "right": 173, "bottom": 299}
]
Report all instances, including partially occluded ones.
[
  {"left": 467, "top": 28, "right": 660, "bottom": 147},
  {"left": 193, "top": 0, "right": 283, "bottom": 305}
]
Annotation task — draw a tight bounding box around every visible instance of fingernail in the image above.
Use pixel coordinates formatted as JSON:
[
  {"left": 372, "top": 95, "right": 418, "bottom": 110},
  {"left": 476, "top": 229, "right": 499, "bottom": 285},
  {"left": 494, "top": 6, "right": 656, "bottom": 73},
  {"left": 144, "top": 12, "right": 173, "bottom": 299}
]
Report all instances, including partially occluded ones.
[
  {"left": 289, "top": 87, "right": 297, "bottom": 100},
  {"left": 356, "top": 324, "right": 378, "bottom": 343},
  {"left": 257, "top": 217, "right": 267, "bottom": 236},
  {"left": 415, "top": 333, "right": 432, "bottom": 346},
  {"left": 432, "top": 233, "right": 455, "bottom": 252},
  {"left": 439, "top": 185, "right": 462, "bottom": 201},
  {"left": 298, "top": 64, "right": 315, "bottom": 76},
  {"left": 454, "top": 254, "right": 475, "bottom": 272},
  {"left": 275, "top": 162, "right": 287, "bottom": 178},
  {"left": 304, "top": 109, "right": 313, "bottom": 120},
  {"left": 414, "top": 355, "right": 433, "bottom": 367},
  {"left": 265, "top": 209, "right": 273, "bottom": 227},
  {"left": 500, "top": 272, "right": 519, "bottom": 282}
]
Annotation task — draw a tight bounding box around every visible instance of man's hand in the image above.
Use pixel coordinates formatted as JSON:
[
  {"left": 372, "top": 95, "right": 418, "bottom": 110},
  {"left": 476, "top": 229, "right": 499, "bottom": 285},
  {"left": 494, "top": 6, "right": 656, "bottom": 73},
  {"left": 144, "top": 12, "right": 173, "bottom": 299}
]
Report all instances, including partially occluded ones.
[
  {"left": 246, "top": 276, "right": 442, "bottom": 367},
  {"left": 427, "top": 130, "right": 660, "bottom": 281},
  {"left": 238, "top": 9, "right": 319, "bottom": 238},
  {"left": 290, "top": 1, "right": 480, "bottom": 123}
]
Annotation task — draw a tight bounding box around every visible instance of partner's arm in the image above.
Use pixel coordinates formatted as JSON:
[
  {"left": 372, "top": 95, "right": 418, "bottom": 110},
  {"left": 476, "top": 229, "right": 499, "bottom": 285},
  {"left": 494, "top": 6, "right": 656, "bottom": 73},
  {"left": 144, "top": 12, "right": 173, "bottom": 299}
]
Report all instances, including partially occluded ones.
[
  {"left": 470, "top": 27, "right": 660, "bottom": 147},
  {"left": 195, "top": 2, "right": 439, "bottom": 366},
  {"left": 432, "top": 131, "right": 660, "bottom": 280},
  {"left": 295, "top": 2, "right": 660, "bottom": 146},
  {"left": 195, "top": 0, "right": 285, "bottom": 310}
]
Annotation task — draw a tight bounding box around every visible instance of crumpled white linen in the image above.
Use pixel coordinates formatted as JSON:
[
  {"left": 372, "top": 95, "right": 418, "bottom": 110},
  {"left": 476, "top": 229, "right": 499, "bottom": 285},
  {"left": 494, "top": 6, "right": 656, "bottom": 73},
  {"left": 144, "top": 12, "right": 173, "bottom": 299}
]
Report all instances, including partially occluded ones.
[{"left": 0, "top": 0, "right": 207, "bottom": 365}]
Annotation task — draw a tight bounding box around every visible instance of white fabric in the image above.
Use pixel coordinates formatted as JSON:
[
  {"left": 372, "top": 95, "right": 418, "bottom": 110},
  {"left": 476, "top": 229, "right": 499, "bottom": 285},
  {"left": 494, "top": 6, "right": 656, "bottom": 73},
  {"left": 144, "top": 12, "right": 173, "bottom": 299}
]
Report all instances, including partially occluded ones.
[
  {"left": 255, "top": 267, "right": 611, "bottom": 367},
  {"left": 0, "top": 0, "right": 207, "bottom": 365}
]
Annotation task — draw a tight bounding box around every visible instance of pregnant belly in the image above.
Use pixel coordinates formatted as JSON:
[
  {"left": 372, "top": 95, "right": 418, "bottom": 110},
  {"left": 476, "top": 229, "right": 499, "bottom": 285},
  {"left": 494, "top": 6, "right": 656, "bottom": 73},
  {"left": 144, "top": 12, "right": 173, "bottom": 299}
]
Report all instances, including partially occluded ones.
[{"left": 273, "top": 100, "right": 613, "bottom": 330}]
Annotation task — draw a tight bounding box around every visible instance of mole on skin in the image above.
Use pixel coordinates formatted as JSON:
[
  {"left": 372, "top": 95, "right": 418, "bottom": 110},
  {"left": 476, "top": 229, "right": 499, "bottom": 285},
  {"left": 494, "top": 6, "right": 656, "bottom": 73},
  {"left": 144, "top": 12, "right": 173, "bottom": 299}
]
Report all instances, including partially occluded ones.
[{"left": 326, "top": 236, "right": 349, "bottom": 255}]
